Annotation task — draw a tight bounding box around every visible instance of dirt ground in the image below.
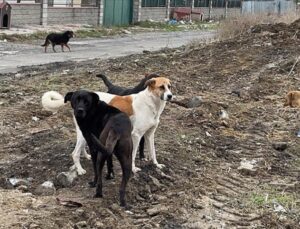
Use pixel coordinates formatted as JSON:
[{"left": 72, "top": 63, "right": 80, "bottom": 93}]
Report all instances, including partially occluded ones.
[{"left": 0, "top": 19, "right": 300, "bottom": 229}]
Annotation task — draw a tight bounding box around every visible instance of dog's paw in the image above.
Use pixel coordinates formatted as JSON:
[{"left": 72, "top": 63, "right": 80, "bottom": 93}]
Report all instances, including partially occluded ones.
[
  {"left": 132, "top": 167, "right": 141, "bottom": 173},
  {"left": 105, "top": 172, "right": 115, "bottom": 180},
  {"left": 84, "top": 153, "right": 91, "bottom": 160},
  {"left": 70, "top": 165, "right": 76, "bottom": 170},
  {"left": 141, "top": 157, "right": 149, "bottom": 161},
  {"left": 94, "top": 193, "right": 103, "bottom": 198},
  {"left": 77, "top": 167, "right": 87, "bottom": 175},
  {"left": 155, "top": 163, "right": 165, "bottom": 169}
]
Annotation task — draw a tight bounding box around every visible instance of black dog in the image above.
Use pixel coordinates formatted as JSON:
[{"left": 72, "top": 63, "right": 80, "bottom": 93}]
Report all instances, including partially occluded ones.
[
  {"left": 41, "top": 30, "right": 74, "bottom": 53},
  {"left": 65, "top": 90, "right": 132, "bottom": 207},
  {"left": 96, "top": 73, "right": 159, "bottom": 160}
]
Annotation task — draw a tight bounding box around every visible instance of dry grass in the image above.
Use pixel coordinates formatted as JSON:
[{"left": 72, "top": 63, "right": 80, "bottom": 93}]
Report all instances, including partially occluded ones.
[{"left": 218, "top": 11, "right": 300, "bottom": 40}]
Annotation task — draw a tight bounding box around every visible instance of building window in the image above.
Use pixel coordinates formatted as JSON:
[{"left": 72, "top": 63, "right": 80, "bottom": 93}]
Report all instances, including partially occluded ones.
[
  {"left": 194, "top": 0, "right": 209, "bottom": 7},
  {"left": 194, "top": 0, "right": 240, "bottom": 8},
  {"left": 170, "top": 0, "right": 192, "bottom": 7},
  {"left": 142, "top": 0, "right": 166, "bottom": 7}
]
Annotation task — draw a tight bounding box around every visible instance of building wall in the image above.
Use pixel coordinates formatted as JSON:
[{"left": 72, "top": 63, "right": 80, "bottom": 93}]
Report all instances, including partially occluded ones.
[
  {"left": 140, "top": 7, "right": 166, "bottom": 21},
  {"left": 206, "top": 7, "right": 241, "bottom": 19},
  {"left": 10, "top": 3, "right": 41, "bottom": 26},
  {"left": 47, "top": 7, "right": 98, "bottom": 25},
  {"left": 242, "top": 0, "right": 296, "bottom": 14}
]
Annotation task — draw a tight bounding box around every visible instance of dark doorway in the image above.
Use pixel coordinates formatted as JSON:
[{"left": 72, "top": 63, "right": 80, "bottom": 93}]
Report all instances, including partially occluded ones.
[{"left": 3, "top": 14, "right": 8, "bottom": 28}]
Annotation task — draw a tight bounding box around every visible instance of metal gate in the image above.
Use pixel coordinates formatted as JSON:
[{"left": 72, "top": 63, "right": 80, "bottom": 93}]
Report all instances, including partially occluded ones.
[{"left": 103, "top": 0, "right": 133, "bottom": 27}]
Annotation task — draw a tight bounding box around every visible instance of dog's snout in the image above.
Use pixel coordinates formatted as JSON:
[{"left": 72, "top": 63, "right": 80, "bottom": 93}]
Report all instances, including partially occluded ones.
[
  {"left": 77, "top": 108, "right": 84, "bottom": 114},
  {"left": 76, "top": 108, "right": 85, "bottom": 117},
  {"left": 167, "top": 94, "right": 173, "bottom": 100}
]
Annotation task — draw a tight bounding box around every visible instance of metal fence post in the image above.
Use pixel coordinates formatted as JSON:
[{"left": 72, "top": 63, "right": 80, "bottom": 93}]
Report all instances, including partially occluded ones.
[
  {"left": 166, "top": 0, "right": 170, "bottom": 20},
  {"left": 41, "top": 0, "right": 48, "bottom": 26},
  {"left": 132, "top": 0, "right": 141, "bottom": 23},
  {"left": 97, "top": 0, "right": 103, "bottom": 26},
  {"left": 209, "top": 0, "right": 212, "bottom": 20},
  {"left": 225, "top": 0, "right": 228, "bottom": 18},
  {"left": 240, "top": 0, "right": 243, "bottom": 15}
]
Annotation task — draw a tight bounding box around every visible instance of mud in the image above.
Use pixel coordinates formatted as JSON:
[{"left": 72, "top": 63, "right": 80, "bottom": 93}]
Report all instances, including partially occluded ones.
[{"left": 0, "top": 20, "right": 299, "bottom": 229}]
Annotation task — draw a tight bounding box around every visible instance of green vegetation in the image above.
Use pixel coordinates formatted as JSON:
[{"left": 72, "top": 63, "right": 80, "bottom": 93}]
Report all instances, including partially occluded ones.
[
  {"left": 246, "top": 185, "right": 299, "bottom": 211},
  {"left": 0, "top": 20, "right": 217, "bottom": 43}
]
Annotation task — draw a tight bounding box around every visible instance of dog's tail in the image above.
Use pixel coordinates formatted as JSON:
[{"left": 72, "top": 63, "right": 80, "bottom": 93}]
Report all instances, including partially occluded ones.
[
  {"left": 91, "top": 131, "right": 119, "bottom": 156},
  {"left": 96, "top": 74, "right": 114, "bottom": 89},
  {"left": 41, "top": 37, "right": 49, "bottom": 47},
  {"left": 41, "top": 91, "right": 65, "bottom": 113}
]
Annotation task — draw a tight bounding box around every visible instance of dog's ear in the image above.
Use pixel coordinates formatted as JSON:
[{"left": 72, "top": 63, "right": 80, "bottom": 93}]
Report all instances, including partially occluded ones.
[
  {"left": 145, "top": 79, "right": 156, "bottom": 89},
  {"left": 64, "top": 92, "right": 74, "bottom": 103},
  {"left": 91, "top": 92, "right": 100, "bottom": 104}
]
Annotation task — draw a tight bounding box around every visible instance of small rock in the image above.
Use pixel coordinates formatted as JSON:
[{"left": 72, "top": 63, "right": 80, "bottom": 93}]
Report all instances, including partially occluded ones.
[
  {"left": 186, "top": 96, "right": 202, "bottom": 108},
  {"left": 191, "top": 200, "right": 204, "bottom": 209},
  {"left": 231, "top": 90, "right": 241, "bottom": 97},
  {"left": 158, "top": 53, "right": 168, "bottom": 58},
  {"left": 122, "top": 29, "right": 131, "bottom": 34},
  {"left": 29, "top": 223, "right": 40, "bottom": 229},
  {"left": 94, "top": 221, "right": 104, "bottom": 228},
  {"left": 149, "top": 175, "right": 162, "bottom": 188},
  {"left": 32, "top": 116, "right": 39, "bottom": 122},
  {"left": 147, "top": 204, "right": 168, "bottom": 216},
  {"left": 35, "top": 181, "right": 56, "bottom": 196},
  {"left": 219, "top": 109, "right": 229, "bottom": 119},
  {"left": 17, "top": 185, "right": 28, "bottom": 192},
  {"left": 56, "top": 169, "right": 77, "bottom": 187},
  {"left": 153, "top": 194, "right": 167, "bottom": 201},
  {"left": 8, "top": 177, "right": 29, "bottom": 187},
  {"left": 143, "top": 50, "right": 151, "bottom": 54},
  {"left": 237, "top": 159, "right": 257, "bottom": 176},
  {"left": 125, "top": 210, "right": 134, "bottom": 215},
  {"left": 273, "top": 201, "right": 286, "bottom": 213},
  {"left": 205, "top": 131, "right": 212, "bottom": 137},
  {"left": 272, "top": 142, "right": 288, "bottom": 151},
  {"left": 74, "top": 221, "right": 87, "bottom": 229},
  {"left": 110, "top": 203, "right": 120, "bottom": 212}
]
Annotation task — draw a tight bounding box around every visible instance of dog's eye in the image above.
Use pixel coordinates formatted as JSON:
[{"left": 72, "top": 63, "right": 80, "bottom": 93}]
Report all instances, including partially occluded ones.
[
  {"left": 168, "top": 84, "right": 171, "bottom": 89},
  {"left": 84, "top": 100, "right": 89, "bottom": 106},
  {"left": 159, "top": 85, "right": 165, "bottom": 90}
]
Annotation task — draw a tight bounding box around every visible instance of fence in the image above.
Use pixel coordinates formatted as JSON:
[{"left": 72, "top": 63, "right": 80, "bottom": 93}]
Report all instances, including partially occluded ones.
[
  {"left": 7, "top": 0, "right": 298, "bottom": 27},
  {"left": 140, "top": 0, "right": 296, "bottom": 21}
]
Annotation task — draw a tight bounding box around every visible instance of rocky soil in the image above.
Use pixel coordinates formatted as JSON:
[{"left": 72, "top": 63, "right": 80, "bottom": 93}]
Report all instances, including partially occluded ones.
[{"left": 0, "top": 19, "right": 299, "bottom": 228}]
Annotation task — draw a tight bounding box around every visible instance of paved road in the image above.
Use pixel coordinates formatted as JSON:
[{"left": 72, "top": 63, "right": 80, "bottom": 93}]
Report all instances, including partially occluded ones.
[{"left": 0, "top": 30, "right": 215, "bottom": 73}]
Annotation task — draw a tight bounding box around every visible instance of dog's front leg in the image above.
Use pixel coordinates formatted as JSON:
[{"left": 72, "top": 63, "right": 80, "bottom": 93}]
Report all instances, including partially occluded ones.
[
  {"left": 131, "top": 132, "right": 142, "bottom": 173},
  {"left": 71, "top": 136, "right": 88, "bottom": 175},
  {"left": 70, "top": 118, "right": 90, "bottom": 175},
  {"left": 145, "top": 125, "right": 165, "bottom": 169}
]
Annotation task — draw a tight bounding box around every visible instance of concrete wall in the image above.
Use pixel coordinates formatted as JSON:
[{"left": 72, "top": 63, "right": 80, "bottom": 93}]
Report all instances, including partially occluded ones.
[
  {"left": 133, "top": 0, "right": 141, "bottom": 23},
  {"left": 47, "top": 7, "right": 98, "bottom": 25},
  {"left": 140, "top": 7, "right": 166, "bottom": 21},
  {"left": 242, "top": 0, "right": 296, "bottom": 14},
  {"left": 10, "top": 3, "right": 41, "bottom": 26},
  {"left": 206, "top": 7, "right": 241, "bottom": 19}
]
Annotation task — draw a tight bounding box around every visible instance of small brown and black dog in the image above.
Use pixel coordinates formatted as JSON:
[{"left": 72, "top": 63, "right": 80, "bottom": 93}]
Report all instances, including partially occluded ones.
[
  {"left": 41, "top": 30, "right": 74, "bottom": 53},
  {"left": 284, "top": 91, "right": 300, "bottom": 107},
  {"left": 65, "top": 90, "right": 132, "bottom": 207}
]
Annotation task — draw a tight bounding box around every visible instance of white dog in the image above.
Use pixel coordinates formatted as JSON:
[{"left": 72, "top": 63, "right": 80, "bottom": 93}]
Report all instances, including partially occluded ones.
[{"left": 42, "top": 77, "right": 173, "bottom": 174}]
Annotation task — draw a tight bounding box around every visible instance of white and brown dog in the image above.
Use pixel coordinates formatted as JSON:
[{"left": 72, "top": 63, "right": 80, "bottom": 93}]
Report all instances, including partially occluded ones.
[{"left": 42, "top": 77, "right": 173, "bottom": 174}]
